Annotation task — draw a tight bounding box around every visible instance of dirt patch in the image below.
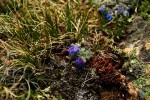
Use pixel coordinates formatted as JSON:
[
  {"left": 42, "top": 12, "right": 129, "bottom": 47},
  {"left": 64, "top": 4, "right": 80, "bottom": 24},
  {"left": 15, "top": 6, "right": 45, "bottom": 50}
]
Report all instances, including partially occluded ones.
[{"left": 37, "top": 53, "right": 143, "bottom": 100}]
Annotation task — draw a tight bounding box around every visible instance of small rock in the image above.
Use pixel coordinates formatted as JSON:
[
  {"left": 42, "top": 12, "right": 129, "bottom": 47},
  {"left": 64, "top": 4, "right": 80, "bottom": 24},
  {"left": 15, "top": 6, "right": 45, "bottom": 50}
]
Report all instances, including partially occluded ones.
[
  {"left": 124, "top": 48, "right": 134, "bottom": 53},
  {"left": 146, "top": 97, "right": 150, "bottom": 100},
  {"left": 138, "top": 90, "right": 145, "bottom": 100},
  {"left": 145, "top": 67, "right": 150, "bottom": 75},
  {"left": 145, "top": 42, "right": 150, "bottom": 50},
  {"left": 127, "top": 82, "right": 139, "bottom": 97}
]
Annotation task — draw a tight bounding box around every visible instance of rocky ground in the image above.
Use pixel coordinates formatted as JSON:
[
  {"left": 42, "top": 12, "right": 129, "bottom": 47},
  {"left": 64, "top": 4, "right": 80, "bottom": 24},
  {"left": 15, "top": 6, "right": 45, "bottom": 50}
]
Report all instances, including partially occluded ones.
[
  {"left": 48, "top": 1, "right": 150, "bottom": 100},
  {"left": 122, "top": 16, "right": 150, "bottom": 100},
  {"left": 44, "top": 17, "right": 150, "bottom": 100}
]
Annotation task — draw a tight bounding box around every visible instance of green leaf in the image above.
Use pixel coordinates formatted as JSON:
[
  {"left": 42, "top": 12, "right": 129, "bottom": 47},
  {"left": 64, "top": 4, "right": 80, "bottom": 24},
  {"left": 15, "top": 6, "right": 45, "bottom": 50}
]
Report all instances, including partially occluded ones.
[{"left": 57, "top": 95, "right": 63, "bottom": 100}]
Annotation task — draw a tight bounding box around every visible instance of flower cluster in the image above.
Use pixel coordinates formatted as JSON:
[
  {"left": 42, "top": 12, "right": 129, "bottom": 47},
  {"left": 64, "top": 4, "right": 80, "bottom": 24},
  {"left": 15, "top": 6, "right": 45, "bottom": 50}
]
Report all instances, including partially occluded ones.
[
  {"left": 98, "top": 5, "right": 130, "bottom": 21},
  {"left": 67, "top": 44, "right": 93, "bottom": 69},
  {"left": 75, "top": 57, "right": 86, "bottom": 68},
  {"left": 99, "top": 7, "right": 113, "bottom": 21},
  {"left": 116, "top": 5, "right": 130, "bottom": 17},
  {"left": 68, "top": 44, "right": 80, "bottom": 55},
  {"left": 98, "top": 4, "right": 131, "bottom": 40}
]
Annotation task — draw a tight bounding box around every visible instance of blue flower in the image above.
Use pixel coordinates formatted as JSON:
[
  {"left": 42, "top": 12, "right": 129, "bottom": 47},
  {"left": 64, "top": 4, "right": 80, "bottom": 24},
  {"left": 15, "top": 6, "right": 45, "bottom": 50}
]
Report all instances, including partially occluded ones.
[
  {"left": 75, "top": 57, "right": 86, "bottom": 68},
  {"left": 68, "top": 44, "right": 80, "bottom": 55},
  {"left": 123, "top": 10, "right": 130, "bottom": 17},
  {"left": 118, "top": 6, "right": 124, "bottom": 13},
  {"left": 105, "top": 14, "right": 112, "bottom": 21},
  {"left": 99, "top": 7, "right": 105, "bottom": 13}
]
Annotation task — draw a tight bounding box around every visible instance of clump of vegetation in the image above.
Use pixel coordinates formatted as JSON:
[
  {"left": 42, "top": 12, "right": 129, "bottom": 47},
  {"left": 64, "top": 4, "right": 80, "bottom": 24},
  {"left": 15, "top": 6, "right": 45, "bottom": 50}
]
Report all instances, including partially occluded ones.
[
  {"left": 138, "top": 0, "right": 150, "bottom": 20},
  {"left": 90, "top": 48, "right": 126, "bottom": 85},
  {"left": 133, "top": 65, "right": 150, "bottom": 98},
  {"left": 97, "top": 2, "right": 131, "bottom": 41}
]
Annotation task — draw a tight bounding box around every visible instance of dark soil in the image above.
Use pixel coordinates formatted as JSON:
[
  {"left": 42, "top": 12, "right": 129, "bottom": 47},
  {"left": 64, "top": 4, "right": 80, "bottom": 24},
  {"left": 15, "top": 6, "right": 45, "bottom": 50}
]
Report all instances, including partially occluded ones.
[{"left": 36, "top": 54, "right": 143, "bottom": 100}]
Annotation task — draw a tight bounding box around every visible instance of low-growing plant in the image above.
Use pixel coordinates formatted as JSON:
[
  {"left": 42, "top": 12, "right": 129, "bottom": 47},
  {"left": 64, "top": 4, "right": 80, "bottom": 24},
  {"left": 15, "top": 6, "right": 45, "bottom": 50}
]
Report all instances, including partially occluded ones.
[
  {"left": 67, "top": 43, "right": 93, "bottom": 69},
  {"left": 89, "top": 47, "right": 126, "bottom": 85},
  {"left": 98, "top": 4, "right": 131, "bottom": 41},
  {"left": 133, "top": 65, "right": 150, "bottom": 98},
  {"left": 138, "top": 0, "right": 150, "bottom": 20}
]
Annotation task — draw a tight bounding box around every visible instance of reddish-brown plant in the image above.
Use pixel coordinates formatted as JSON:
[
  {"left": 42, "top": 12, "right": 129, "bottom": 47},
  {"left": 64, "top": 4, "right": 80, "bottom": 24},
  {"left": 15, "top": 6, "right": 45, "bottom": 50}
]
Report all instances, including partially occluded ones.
[{"left": 90, "top": 50, "right": 125, "bottom": 85}]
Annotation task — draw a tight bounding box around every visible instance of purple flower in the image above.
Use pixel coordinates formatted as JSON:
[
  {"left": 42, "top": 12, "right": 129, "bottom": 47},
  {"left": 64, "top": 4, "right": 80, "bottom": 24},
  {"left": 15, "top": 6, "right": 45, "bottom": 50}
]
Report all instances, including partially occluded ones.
[
  {"left": 68, "top": 44, "right": 80, "bottom": 55},
  {"left": 123, "top": 10, "right": 130, "bottom": 17},
  {"left": 99, "top": 7, "right": 105, "bottom": 13},
  {"left": 118, "top": 6, "right": 124, "bottom": 13},
  {"left": 105, "top": 14, "right": 112, "bottom": 21},
  {"left": 75, "top": 57, "right": 86, "bottom": 68}
]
